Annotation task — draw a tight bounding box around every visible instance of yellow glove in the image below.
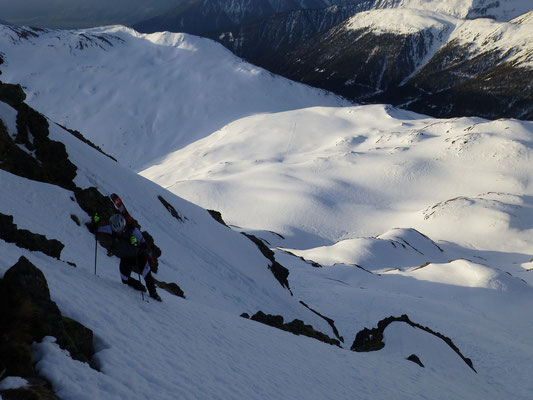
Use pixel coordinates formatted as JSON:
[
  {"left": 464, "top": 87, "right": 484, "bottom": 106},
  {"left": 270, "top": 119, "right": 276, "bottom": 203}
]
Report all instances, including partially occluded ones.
[
  {"left": 130, "top": 235, "right": 138, "bottom": 245},
  {"left": 93, "top": 213, "right": 100, "bottom": 223}
]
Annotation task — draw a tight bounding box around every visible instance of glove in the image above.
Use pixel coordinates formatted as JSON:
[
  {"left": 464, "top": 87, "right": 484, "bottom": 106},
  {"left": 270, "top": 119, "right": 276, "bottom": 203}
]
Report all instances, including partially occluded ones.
[
  {"left": 129, "top": 235, "right": 138, "bottom": 245},
  {"left": 93, "top": 213, "right": 101, "bottom": 224}
]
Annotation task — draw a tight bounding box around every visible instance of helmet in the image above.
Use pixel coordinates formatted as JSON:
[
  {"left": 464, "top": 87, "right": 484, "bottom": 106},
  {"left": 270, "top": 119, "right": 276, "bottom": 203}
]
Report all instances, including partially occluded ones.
[{"left": 109, "top": 214, "right": 126, "bottom": 233}]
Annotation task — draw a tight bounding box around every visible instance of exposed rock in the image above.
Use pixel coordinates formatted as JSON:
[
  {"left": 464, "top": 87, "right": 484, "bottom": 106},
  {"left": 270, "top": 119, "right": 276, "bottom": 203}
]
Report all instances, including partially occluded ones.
[
  {"left": 75, "top": 187, "right": 116, "bottom": 226},
  {"left": 70, "top": 214, "right": 81, "bottom": 226},
  {"left": 16, "top": 104, "right": 77, "bottom": 190},
  {"left": 299, "top": 301, "right": 344, "bottom": 343},
  {"left": 57, "top": 123, "right": 117, "bottom": 162},
  {"left": 158, "top": 195, "right": 184, "bottom": 222},
  {"left": 0, "top": 213, "right": 64, "bottom": 259},
  {"left": 0, "top": 81, "right": 26, "bottom": 107},
  {"left": 351, "top": 314, "right": 476, "bottom": 372},
  {"left": 153, "top": 278, "right": 185, "bottom": 298},
  {"left": 241, "top": 233, "right": 291, "bottom": 292},
  {"left": 0, "top": 256, "right": 96, "bottom": 394},
  {"left": 0, "top": 98, "right": 77, "bottom": 190},
  {"left": 251, "top": 311, "right": 340, "bottom": 347},
  {"left": 207, "top": 209, "right": 227, "bottom": 227},
  {"left": 407, "top": 354, "right": 425, "bottom": 368}
]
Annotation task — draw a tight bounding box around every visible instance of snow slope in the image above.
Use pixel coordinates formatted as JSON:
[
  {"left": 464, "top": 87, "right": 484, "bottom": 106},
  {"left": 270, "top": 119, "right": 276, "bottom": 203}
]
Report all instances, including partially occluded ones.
[
  {"left": 3, "top": 97, "right": 522, "bottom": 399},
  {"left": 0, "top": 24, "right": 346, "bottom": 170}
]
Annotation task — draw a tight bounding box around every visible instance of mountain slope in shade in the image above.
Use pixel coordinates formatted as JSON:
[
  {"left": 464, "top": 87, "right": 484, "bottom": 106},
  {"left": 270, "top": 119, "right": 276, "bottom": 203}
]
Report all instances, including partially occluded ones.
[
  {"left": 268, "top": 6, "right": 533, "bottom": 120},
  {"left": 132, "top": 0, "right": 365, "bottom": 34}
]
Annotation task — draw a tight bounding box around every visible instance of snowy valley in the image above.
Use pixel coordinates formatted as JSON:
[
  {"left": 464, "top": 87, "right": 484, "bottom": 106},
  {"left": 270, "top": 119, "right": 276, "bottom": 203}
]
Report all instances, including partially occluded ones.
[{"left": 1, "top": 1, "right": 533, "bottom": 399}]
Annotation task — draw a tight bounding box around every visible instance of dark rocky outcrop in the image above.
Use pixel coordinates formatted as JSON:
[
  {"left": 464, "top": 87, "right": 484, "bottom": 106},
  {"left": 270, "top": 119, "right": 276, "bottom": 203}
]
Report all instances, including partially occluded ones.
[
  {"left": 299, "top": 301, "right": 344, "bottom": 343},
  {"left": 248, "top": 311, "right": 341, "bottom": 347},
  {"left": 0, "top": 95, "right": 77, "bottom": 191},
  {"left": 158, "top": 195, "right": 184, "bottom": 222},
  {"left": 0, "top": 257, "right": 96, "bottom": 398},
  {"left": 241, "top": 232, "right": 291, "bottom": 292},
  {"left": 351, "top": 314, "right": 476, "bottom": 372},
  {"left": 207, "top": 209, "right": 227, "bottom": 227},
  {"left": 153, "top": 278, "right": 185, "bottom": 298},
  {"left": 407, "top": 354, "right": 425, "bottom": 368},
  {"left": 57, "top": 123, "right": 117, "bottom": 162},
  {"left": 0, "top": 213, "right": 64, "bottom": 259},
  {"left": 75, "top": 187, "right": 117, "bottom": 227},
  {"left": 0, "top": 81, "right": 26, "bottom": 107}
]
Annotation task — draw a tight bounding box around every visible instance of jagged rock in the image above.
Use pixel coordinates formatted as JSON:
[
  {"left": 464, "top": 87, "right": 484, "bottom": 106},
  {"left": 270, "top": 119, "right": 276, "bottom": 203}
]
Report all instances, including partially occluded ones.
[
  {"left": 251, "top": 311, "right": 340, "bottom": 347},
  {"left": 251, "top": 311, "right": 284, "bottom": 329},
  {"left": 153, "top": 278, "right": 185, "bottom": 298},
  {"left": 0, "top": 118, "right": 45, "bottom": 183},
  {"left": 0, "top": 81, "right": 26, "bottom": 107},
  {"left": 57, "top": 123, "right": 117, "bottom": 162},
  {"left": 75, "top": 187, "right": 116, "bottom": 226},
  {"left": 299, "top": 301, "right": 344, "bottom": 343},
  {"left": 207, "top": 209, "right": 227, "bottom": 227},
  {"left": 0, "top": 213, "right": 64, "bottom": 259},
  {"left": 407, "top": 354, "right": 425, "bottom": 368},
  {"left": 0, "top": 99, "right": 77, "bottom": 190},
  {"left": 241, "top": 233, "right": 291, "bottom": 292},
  {"left": 62, "top": 317, "right": 95, "bottom": 365},
  {"left": 0, "top": 256, "right": 96, "bottom": 382},
  {"left": 351, "top": 314, "right": 476, "bottom": 372},
  {"left": 158, "top": 195, "right": 184, "bottom": 222}
]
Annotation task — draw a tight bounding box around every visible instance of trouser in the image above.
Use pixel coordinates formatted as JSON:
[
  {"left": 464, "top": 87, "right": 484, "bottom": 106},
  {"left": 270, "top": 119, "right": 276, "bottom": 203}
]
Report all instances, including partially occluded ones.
[{"left": 119, "top": 254, "right": 157, "bottom": 295}]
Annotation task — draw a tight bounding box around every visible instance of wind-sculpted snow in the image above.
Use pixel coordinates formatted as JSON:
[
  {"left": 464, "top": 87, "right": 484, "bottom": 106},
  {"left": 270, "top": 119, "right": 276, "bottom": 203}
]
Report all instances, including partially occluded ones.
[
  {"left": 142, "top": 105, "right": 533, "bottom": 267},
  {"left": 282, "top": 228, "right": 447, "bottom": 271}
]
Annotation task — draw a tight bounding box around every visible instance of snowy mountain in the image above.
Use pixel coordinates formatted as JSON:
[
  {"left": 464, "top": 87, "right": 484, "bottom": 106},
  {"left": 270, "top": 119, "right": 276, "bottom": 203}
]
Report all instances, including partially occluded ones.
[
  {"left": 266, "top": 5, "right": 533, "bottom": 120},
  {"left": 0, "top": 23, "right": 345, "bottom": 170},
  {"left": 1, "top": 17, "right": 533, "bottom": 400}
]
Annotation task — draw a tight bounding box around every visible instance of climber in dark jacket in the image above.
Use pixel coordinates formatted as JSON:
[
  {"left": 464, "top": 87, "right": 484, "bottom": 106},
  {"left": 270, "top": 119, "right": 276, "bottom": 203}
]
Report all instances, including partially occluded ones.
[{"left": 93, "top": 213, "right": 161, "bottom": 302}]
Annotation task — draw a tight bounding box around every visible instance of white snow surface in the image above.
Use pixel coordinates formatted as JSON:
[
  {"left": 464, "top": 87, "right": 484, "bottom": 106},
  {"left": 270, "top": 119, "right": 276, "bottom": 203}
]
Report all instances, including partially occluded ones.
[
  {"left": 371, "top": 0, "right": 533, "bottom": 21},
  {"left": 0, "top": 24, "right": 346, "bottom": 170}
]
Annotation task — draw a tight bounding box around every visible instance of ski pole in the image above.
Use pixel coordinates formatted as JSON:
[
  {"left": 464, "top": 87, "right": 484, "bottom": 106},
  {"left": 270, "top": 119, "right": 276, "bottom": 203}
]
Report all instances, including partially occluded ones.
[
  {"left": 94, "top": 235, "right": 98, "bottom": 275},
  {"left": 136, "top": 256, "right": 145, "bottom": 301},
  {"left": 93, "top": 213, "right": 100, "bottom": 275}
]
